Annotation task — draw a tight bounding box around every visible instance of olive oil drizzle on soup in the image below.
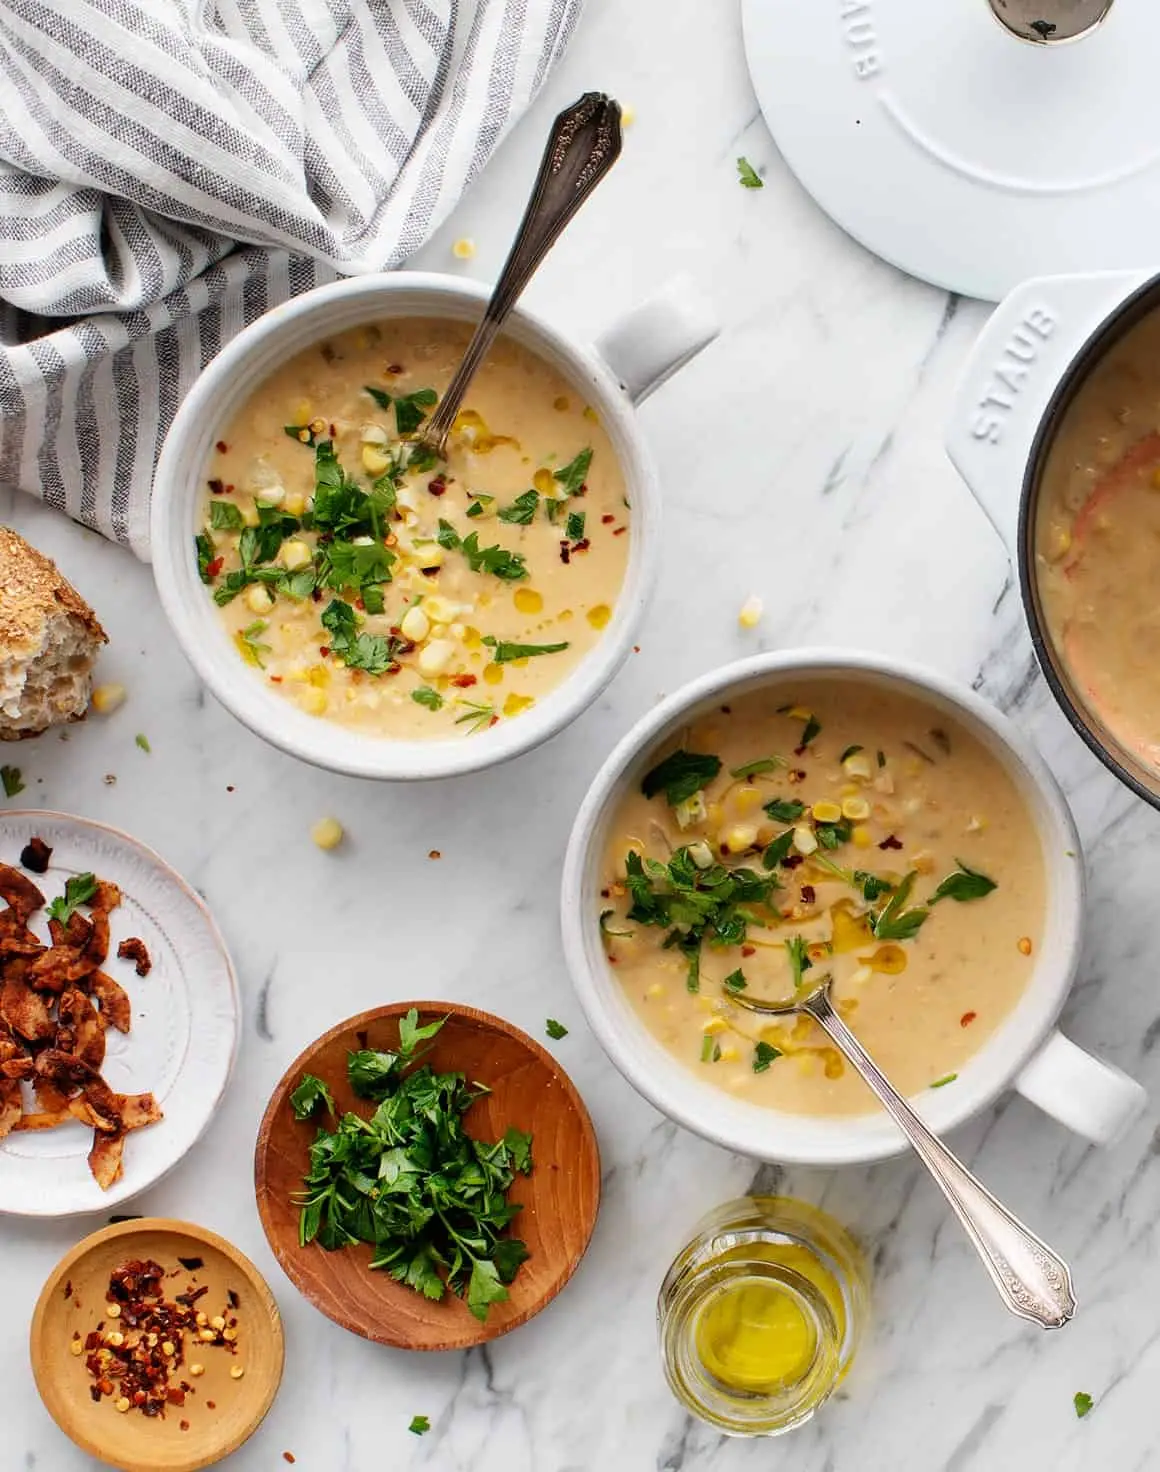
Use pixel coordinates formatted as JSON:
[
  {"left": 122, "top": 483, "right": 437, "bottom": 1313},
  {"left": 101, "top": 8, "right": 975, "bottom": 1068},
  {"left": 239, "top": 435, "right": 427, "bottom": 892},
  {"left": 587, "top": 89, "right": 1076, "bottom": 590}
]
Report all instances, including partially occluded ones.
[
  {"left": 599, "top": 682, "right": 1045, "bottom": 1116},
  {"left": 196, "top": 319, "right": 630, "bottom": 739}
]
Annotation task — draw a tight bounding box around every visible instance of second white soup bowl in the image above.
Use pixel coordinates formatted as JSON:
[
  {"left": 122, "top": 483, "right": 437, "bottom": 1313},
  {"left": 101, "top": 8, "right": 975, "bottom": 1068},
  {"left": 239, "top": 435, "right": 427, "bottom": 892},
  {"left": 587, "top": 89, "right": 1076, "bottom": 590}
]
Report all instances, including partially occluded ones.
[{"left": 561, "top": 651, "right": 1146, "bottom": 1166}]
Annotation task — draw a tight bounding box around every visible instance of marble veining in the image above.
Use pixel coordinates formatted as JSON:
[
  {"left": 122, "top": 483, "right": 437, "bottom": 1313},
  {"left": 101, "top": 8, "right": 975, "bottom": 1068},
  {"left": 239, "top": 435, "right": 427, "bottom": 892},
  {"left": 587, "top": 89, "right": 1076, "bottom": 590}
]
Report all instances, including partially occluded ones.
[{"left": 4, "top": 2, "right": 1160, "bottom": 1468}]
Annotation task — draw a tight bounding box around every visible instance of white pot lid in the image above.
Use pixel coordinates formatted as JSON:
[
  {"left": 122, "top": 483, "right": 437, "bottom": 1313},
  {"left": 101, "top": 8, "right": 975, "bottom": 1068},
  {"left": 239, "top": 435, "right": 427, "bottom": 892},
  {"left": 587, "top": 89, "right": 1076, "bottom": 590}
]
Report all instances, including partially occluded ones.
[{"left": 742, "top": 0, "right": 1160, "bottom": 301}]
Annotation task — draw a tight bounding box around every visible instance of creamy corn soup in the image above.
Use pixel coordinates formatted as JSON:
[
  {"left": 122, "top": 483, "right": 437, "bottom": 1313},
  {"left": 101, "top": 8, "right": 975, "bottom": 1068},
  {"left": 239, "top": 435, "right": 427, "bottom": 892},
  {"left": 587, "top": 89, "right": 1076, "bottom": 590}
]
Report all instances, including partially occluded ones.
[
  {"left": 599, "top": 682, "right": 1045, "bottom": 1116},
  {"left": 196, "top": 319, "right": 629, "bottom": 738},
  {"left": 1036, "top": 309, "right": 1160, "bottom": 771}
]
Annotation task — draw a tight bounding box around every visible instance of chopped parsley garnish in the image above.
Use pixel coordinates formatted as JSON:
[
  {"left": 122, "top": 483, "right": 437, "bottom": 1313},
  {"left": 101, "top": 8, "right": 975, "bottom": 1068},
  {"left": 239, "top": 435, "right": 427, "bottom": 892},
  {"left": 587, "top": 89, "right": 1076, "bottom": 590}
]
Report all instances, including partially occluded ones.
[
  {"left": 723, "top": 968, "right": 747, "bottom": 992},
  {"left": 409, "top": 1415, "right": 431, "bottom": 1436},
  {"left": 799, "top": 714, "right": 821, "bottom": 748},
  {"left": 785, "top": 935, "right": 811, "bottom": 989},
  {"left": 135, "top": 733, "right": 151, "bottom": 753},
  {"left": 1073, "top": 1392, "right": 1093, "bottom": 1419},
  {"left": 364, "top": 385, "right": 392, "bottom": 411},
  {"left": 930, "top": 859, "right": 998, "bottom": 905},
  {"left": 482, "top": 636, "right": 569, "bottom": 664},
  {"left": 737, "top": 156, "right": 764, "bottom": 188},
  {"left": 877, "top": 749, "right": 886, "bottom": 767},
  {"left": 1, "top": 765, "right": 24, "bottom": 798},
  {"left": 46, "top": 872, "right": 98, "bottom": 926},
  {"left": 294, "top": 1009, "right": 531, "bottom": 1323},
  {"left": 195, "top": 532, "right": 215, "bottom": 583},
  {"left": 284, "top": 423, "right": 317, "bottom": 446},
  {"left": 763, "top": 798, "right": 805, "bottom": 824},
  {"left": 930, "top": 1073, "right": 958, "bottom": 1089},
  {"left": 641, "top": 749, "right": 722, "bottom": 807},
  {"left": 436, "top": 522, "right": 528, "bottom": 580},
  {"left": 839, "top": 744, "right": 863, "bottom": 764},
  {"left": 209, "top": 500, "right": 243, "bottom": 532},
  {"left": 310, "top": 440, "right": 396, "bottom": 540},
  {"left": 545, "top": 1018, "right": 568, "bottom": 1040},
  {"left": 855, "top": 870, "right": 892, "bottom": 902},
  {"left": 411, "top": 686, "right": 444, "bottom": 711},
  {"left": 318, "top": 539, "right": 395, "bottom": 603},
  {"left": 497, "top": 490, "right": 539, "bottom": 525},
  {"left": 730, "top": 756, "right": 785, "bottom": 779},
  {"left": 466, "top": 494, "right": 494, "bottom": 518},
  {"left": 392, "top": 387, "right": 438, "bottom": 436},
  {"left": 290, "top": 1073, "right": 336, "bottom": 1120},
  {"left": 701, "top": 1033, "right": 721, "bottom": 1064},
  {"left": 237, "top": 620, "right": 272, "bottom": 668},
  {"left": 553, "top": 447, "right": 593, "bottom": 497},
  {"left": 870, "top": 872, "right": 929, "bottom": 942},
  {"left": 816, "top": 818, "right": 852, "bottom": 850},
  {"left": 753, "top": 1041, "right": 782, "bottom": 1073},
  {"left": 762, "top": 831, "right": 795, "bottom": 870},
  {"left": 565, "top": 510, "right": 586, "bottom": 541},
  {"left": 454, "top": 700, "right": 497, "bottom": 733},
  {"left": 320, "top": 598, "right": 399, "bottom": 675}
]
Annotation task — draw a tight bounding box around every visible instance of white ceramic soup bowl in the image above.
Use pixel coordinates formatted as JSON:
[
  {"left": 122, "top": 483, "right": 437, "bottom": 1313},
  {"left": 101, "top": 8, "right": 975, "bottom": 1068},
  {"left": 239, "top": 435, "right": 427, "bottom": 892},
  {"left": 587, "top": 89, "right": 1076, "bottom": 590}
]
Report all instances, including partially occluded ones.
[
  {"left": 152, "top": 272, "right": 717, "bottom": 780},
  {"left": 561, "top": 650, "right": 1146, "bottom": 1166}
]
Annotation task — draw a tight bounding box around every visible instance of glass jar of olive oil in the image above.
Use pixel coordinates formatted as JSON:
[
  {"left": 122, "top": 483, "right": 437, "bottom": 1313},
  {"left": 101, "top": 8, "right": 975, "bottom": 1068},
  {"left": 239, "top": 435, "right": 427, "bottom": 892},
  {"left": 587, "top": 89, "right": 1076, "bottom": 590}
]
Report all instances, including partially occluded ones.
[{"left": 658, "top": 1196, "right": 868, "bottom": 1437}]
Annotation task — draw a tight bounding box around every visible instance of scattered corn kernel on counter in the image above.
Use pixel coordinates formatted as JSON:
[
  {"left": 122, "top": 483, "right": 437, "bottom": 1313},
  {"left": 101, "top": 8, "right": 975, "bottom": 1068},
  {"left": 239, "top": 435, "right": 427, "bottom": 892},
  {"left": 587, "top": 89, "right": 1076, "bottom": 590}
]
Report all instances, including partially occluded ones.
[{"left": 196, "top": 319, "right": 630, "bottom": 739}]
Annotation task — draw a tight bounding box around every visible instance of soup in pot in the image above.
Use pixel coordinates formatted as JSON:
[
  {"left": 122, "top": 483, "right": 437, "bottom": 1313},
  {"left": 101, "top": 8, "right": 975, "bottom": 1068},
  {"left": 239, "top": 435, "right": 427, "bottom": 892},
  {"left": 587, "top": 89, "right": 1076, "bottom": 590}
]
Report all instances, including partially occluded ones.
[
  {"left": 598, "top": 681, "right": 1045, "bottom": 1116},
  {"left": 195, "top": 319, "right": 630, "bottom": 739}
]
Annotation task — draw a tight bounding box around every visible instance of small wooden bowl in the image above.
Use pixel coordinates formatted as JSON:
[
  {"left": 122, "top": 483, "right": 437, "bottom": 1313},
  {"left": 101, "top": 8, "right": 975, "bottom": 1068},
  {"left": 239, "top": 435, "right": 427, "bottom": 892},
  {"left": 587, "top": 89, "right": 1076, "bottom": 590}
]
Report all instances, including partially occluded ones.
[
  {"left": 254, "top": 1002, "right": 601, "bottom": 1351},
  {"left": 30, "top": 1218, "right": 284, "bottom": 1472}
]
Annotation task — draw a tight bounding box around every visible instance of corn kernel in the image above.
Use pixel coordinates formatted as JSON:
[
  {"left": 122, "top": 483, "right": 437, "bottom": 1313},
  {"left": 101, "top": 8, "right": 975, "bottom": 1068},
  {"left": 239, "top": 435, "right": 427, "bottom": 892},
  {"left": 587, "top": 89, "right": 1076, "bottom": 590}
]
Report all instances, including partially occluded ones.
[
  {"left": 200, "top": 1328, "right": 217, "bottom": 1342},
  {"left": 400, "top": 606, "right": 430, "bottom": 642},
  {"left": 362, "top": 444, "right": 392, "bottom": 475},
  {"left": 245, "top": 584, "right": 275, "bottom": 615},
  {"left": 703, "top": 1017, "right": 727, "bottom": 1036},
  {"left": 719, "top": 823, "right": 757, "bottom": 853},
  {"left": 452, "top": 237, "right": 476, "bottom": 259},
  {"left": 1018, "top": 936, "right": 1033, "bottom": 956},
  {"left": 422, "top": 595, "right": 462, "bottom": 624},
  {"left": 842, "top": 796, "right": 871, "bottom": 821},
  {"left": 230, "top": 1365, "right": 246, "bottom": 1380},
  {"left": 105, "top": 1303, "right": 121, "bottom": 1318},
  {"left": 222, "top": 1327, "right": 238, "bottom": 1342},
  {"left": 161, "top": 1340, "right": 176, "bottom": 1356},
  {"left": 851, "top": 825, "right": 873, "bottom": 849},
  {"left": 280, "top": 539, "right": 313, "bottom": 571},
  {"left": 92, "top": 684, "right": 127, "bottom": 716},
  {"left": 283, "top": 491, "right": 306, "bottom": 517},
  {"left": 417, "top": 542, "right": 444, "bottom": 569},
  {"left": 912, "top": 849, "right": 935, "bottom": 875},
  {"left": 309, "top": 417, "right": 326, "bottom": 437},
  {"left": 106, "top": 1331, "right": 124, "bottom": 1347},
  {"left": 299, "top": 688, "right": 328, "bottom": 716},
  {"left": 241, "top": 501, "right": 261, "bottom": 528},
  {"left": 1045, "top": 525, "right": 1072, "bottom": 561},
  {"left": 311, "top": 817, "right": 344, "bottom": 851},
  {"left": 719, "top": 1045, "right": 739, "bottom": 1062},
  {"left": 195, "top": 1313, "right": 207, "bottom": 1327},
  {"left": 210, "top": 1316, "right": 225, "bottom": 1331},
  {"left": 116, "top": 1398, "right": 131, "bottom": 1413},
  {"left": 189, "top": 1363, "right": 205, "bottom": 1377},
  {"left": 419, "top": 639, "right": 455, "bottom": 677},
  {"left": 811, "top": 801, "right": 843, "bottom": 823},
  {"left": 69, "top": 1338, "right": 83, "bottom": 1356},
  {"left": 738, "top": 594, "right": 763, "bottom": 629}
]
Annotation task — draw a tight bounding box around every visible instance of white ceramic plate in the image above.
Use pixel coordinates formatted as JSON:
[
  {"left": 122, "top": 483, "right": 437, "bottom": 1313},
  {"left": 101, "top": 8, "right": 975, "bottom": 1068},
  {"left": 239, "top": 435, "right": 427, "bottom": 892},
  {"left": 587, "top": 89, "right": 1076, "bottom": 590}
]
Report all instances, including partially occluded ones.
[
  {"left": 742, "top": 0, "right": 1160, "bottom": 301},
  {"left": 0, "top": 813, "right": 239, "bottom": 1216}
]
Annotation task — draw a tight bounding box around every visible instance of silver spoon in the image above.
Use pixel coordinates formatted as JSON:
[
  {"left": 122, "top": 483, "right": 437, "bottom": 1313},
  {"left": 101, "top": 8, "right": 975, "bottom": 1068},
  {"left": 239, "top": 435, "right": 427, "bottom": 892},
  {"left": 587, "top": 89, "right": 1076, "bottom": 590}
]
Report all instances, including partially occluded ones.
[
  {"left": 416, "top": 92, "right": 622, "bottom": 459},
  {"left": 731, "top": 974, "right": 1076, "bottom": 1328},
  {"left": 986, "top": 0, "right": 1114, "bottom": 44}
]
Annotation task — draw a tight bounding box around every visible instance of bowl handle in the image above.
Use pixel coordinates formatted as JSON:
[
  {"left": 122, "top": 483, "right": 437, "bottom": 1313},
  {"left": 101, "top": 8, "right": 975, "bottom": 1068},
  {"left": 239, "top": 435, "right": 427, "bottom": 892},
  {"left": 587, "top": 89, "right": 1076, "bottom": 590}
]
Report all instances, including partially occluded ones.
[
  {"left": 945, "top": 270, "right": 1151, "bottom": 555},
  {"left": 1014, "top": 1029, "right": 1146, "bottom": 1145},
  {"left": 592, "top": 274, "right": 719, "bottom": 405}
]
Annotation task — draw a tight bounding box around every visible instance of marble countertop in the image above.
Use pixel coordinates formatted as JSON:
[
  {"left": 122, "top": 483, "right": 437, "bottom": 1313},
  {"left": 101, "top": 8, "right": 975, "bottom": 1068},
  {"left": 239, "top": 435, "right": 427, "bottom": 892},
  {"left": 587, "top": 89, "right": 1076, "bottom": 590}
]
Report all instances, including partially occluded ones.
[{"left": 7, "top": 3, "right": 1160, "bottom": 1470}]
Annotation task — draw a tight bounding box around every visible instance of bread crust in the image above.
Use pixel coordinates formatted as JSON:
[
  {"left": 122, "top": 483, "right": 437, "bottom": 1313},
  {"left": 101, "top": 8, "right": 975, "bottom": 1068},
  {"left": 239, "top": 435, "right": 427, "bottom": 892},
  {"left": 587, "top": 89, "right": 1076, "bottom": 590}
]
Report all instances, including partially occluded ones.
[{"left": 0, "top": 526, "right": 107, "bottom": 653}]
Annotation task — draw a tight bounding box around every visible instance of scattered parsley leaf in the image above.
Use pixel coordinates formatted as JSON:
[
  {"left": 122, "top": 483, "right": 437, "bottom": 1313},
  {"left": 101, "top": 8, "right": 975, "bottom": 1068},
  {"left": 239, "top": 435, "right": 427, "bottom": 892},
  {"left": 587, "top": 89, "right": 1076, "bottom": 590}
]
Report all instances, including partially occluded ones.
[
  {"left": 320, "top": 598, "right": 399, "bottom": 676},
  {"left": 737, "top": 156, "right": 764, "bottom": 188},
  {"left": 411, "top": 686, "right": 444, "bottom": 711},
  {"left": 209, "top": 500, "right": 243, "bottom": 532},
  {"left": 45, "top": 872, "right": 97, "bottom": 925},
  {"left": 762, "top": 830, "right": 795, "bottom": 870},
  {"left": 498, "top": 490, "right": 539, "bottom": 525},
  {"left": 135, "top": 733, "right": 151, "bottom": 754},
  {"left": 436, "top": 522, "right": 528, "bottom": 580},
  {"left": 930, "top": 1073, "right": 958, "bottom": 1089},
  {"left": 392, "top": 387, "right": 438, "bottom": 437},
  {"left": 930, "top": 859, "right": 998, "bottom": 905},
  {"left": 398, "top": 1008, "right": 446, "bottom": 1056},
  {"left": 364, "top": 385, "right": 392, "bottom": 411},
  {"left": 764, "top": 798, "right": 805, "bottom": 824},
  {"left": 753, "top": 1041, "right": 782, "bottom": 1073},
  {"left": 854, "top": 869, "right": 892, "bottom": 902},
  {"left": 284, "top": 423, "right": 317, "bottom": 446},
  {"left": 482, "top": 636, "right": 569, "bottom": 664},
  {"left": 723, "top": 968, "right": 747, "bottom": 992},
  {"left": 1073, "top": 1392, "right": 1093, "bottom": 1419},
  {"left": 785, "top": 935, "right": 811, "bottom": 989},
  {"left": 236, "top": 620, "right": 272, "bottom": 669},
  {"left": 195, "top": 532, "right": 215, "bottom": 583},
  {"left": 553, "top": 447, "right": 593, "bottom": 497},
  {"left": 730, "top": 756, "right": 785, "bottom": 779},
  {"left": 641, "top": 749, "right": 722, "bottom": 807},
  {"left": 545, "top": 1018, "right": 568, "bottom": 1040},
  {"left": 409, "top": 1415, "right": 430, "bottom": 1436},
  {"left": 799, "top": 714, "right": 821, "bottom": 748},
  {"left": 816, "top": 819, "right": 852, "bottom": 850},
  {"left": 871, "top": 871, "right": 929, "bottom": 941},
  {"left": 290, "top": 1074, "right": 336, "bottom": 1120},
  {"left": 1, "top": 765, "right": 24, "bottom": 798},
  {"left": 565, "top": 510, "right": 586, "bottom": 541},
  {"left": 466, "top": 1257, "right": 510, "bottom": 1322}
]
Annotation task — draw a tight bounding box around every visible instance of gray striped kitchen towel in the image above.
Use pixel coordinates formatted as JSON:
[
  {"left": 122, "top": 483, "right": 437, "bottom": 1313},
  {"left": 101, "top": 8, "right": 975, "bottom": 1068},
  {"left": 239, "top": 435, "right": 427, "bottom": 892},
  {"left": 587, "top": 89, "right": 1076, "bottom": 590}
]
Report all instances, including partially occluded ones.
[{"left": 0, "top": 0, "right": 582, "bottom": 558}]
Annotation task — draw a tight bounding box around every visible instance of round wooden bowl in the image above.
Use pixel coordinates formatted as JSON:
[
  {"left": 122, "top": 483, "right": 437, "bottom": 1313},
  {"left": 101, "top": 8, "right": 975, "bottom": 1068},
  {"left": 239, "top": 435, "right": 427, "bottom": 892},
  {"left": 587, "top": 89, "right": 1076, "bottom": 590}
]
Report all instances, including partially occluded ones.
[
  {"left": 254, "top": 1002, "right": 601, "bottom": 1351},
  {"left": 30, "top": 1218, "right": 284, "bottom": 1472}
]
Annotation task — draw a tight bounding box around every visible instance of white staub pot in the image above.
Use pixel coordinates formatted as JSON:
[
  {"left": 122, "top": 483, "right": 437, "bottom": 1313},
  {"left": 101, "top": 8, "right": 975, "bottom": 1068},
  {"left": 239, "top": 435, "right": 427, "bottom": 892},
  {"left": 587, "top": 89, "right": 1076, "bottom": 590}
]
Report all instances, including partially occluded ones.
[
  {"left": 561, "top": 651, "right": 1146, "bottom": 1167},
  {"left": 152, "top": 272, "right": 718, "bottom": 781},
  {"left": 947, "top": 267, "right": 1160, "bottom": 808}
]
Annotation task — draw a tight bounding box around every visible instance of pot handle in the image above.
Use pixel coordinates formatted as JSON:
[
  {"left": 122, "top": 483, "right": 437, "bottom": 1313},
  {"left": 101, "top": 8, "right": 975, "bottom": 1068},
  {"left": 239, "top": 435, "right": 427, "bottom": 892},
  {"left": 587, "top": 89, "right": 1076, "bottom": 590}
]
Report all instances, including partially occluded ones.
[
  {"left": 1014, "top": 1029, "right": 1146, "bottom": 1146},
  {"left": 592, "top": 274, "right": 719, "bottom": 405},
  {"left": 945, "top": 270, "right": 1151, "bottom": 555}
]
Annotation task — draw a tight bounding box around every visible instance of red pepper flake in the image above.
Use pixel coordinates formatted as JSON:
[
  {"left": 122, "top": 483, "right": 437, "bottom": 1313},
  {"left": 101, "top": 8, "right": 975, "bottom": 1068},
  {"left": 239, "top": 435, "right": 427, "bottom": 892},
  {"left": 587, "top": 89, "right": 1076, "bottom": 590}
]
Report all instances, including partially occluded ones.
[
  {"left": 878, "top": 834, "right": 903, "bottom": 851},
  {"left": 559, "top": 542, "right": 571, "bottom": 565},
  {"left": 600, "top": 888, "right": 610, "bottom": 899},
  {"left": 284, "top": 1457, "right": 297, "bottom": 1466},
  {"left": 206, "top": 1401, "right": 216, "bottom": 1410},
  {"left": 451, "top": 673, "right": 477, "bottom": 688},
  {"left": 355, "top": 598, "right": 365, "bottom": 612},
  {"left": 427, "top": 474, "right": 448, "bottom": 497},
  {"left": 740, "top": 945, "right": 756, "bottom": 958},
  {"left": 572, "top": 538, "right": 590, "bottom": 553},
  {"left": 225, "top": 484, "right": 234, "bottom": 494},
  {"left": 601, "top": 513, "right": 615, "bottom": 524},
  {"left": 788, "top": 769, "right": 808, "bottom": 784},
  {"left": 577, "top": 483, "right": 589, "bottom": 496},
  {"left": 329, "top": 422, "right": 337, "bottom": 438},
  {"left": 207, "top": 478, "right": 224, "bottom": 495},
  {"left": 800, "top": 885, "right": 816, "bottom": 905},
  {"left": 311, "top": 588, "right": 323, "bottom": 602},
  {"left": 960, "top": 1011, "right": 977, "bottom": 1027},
  {"left": 206, "top": 556, "right": 224, "bottom": 579},
  {"left": 386, "top": 362, "right": 404, "bottom": 375},
  {"left": 428, "top": 850, "right": 441, "bottom": 860},
  {"left": 633, "top": 645, "right": 641, "bottom": 653},
  {"left": 782, "top": 854, "right": 805, "bottom": 870},
  {"left": 613, "top": 525, "right": 627, "bottom": 536},
  {"left": 180, "top": 1420, "right": 190, "bottom": 1432},
  {"left": 269, "top": 675, "right": 282, "bottom": 684},
  {"left": 215, "top": 440, "right": 229, "bottom": 454},
  {"left": 319, "top": 646, "right": 330, "bottom": 658},
  {"left": 607, "top": 955, "right": 618, "bottom": 965},
  {"left": 226, "top": 785, "right": 235, "bottom": 793}
]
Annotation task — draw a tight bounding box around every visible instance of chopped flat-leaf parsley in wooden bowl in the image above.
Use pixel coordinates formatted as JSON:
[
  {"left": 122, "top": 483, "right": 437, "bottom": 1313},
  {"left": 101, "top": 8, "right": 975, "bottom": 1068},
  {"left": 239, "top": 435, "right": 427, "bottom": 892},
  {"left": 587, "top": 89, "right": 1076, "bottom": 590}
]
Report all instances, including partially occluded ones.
[{"left": 253, "top": 1002, "right": 600, "bottom": 1350}]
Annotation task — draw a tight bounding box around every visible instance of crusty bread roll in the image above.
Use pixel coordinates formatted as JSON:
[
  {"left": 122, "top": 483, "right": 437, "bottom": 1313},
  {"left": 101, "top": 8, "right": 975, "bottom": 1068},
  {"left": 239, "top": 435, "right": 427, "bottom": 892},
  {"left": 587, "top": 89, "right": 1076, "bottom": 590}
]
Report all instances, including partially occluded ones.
[{"left": 0, "top": 527, "right": 106, "bottom": 740}]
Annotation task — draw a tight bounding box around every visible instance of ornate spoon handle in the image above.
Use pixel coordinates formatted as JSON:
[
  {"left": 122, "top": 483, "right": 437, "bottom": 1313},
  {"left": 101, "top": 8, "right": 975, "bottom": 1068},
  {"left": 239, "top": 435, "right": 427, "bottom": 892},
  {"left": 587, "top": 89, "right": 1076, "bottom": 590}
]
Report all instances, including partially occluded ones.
[
  {"left": 806, "top": 989, "right": 1076, "bottom": 1329},
  {"left": 420, "top": 93, "right": 622, "bottom": 454}
]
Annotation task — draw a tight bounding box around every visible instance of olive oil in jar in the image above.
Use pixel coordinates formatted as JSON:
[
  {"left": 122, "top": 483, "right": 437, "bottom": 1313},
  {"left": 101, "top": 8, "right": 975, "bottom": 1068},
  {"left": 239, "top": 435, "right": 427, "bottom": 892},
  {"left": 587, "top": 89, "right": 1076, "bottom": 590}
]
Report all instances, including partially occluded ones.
[{"left": 658, "top": 1197, "right": 868, "bottom": 1436}]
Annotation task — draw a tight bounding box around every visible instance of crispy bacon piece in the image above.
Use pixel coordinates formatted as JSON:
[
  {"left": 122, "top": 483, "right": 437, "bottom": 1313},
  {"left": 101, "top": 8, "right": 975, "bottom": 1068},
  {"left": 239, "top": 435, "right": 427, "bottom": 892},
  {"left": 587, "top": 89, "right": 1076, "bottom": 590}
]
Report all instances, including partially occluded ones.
[
  {"left": 118, "top": 1092, "right": 162, "bottom": 1131},
  {"left": 0, "top": 1080, "right": 21, "bottom": 1140},
  {"left": 89, "top": 971, "right": 131, "bottom": 1033},
  {"left": 15, "top": 1108, "right": 73, "bottom": 1131},
  {"left": 1, "top": 965, "right": 54, "bottom": 1042},
  {"left": 27, "top": 945, "right": 97, "bottom": 993},
  {"left": 0, "top": 865, "right": 43, "bottom": 920},
  {"left": 88, "top": 1130, "right": 125, "bottom": 1189},
  {"left": 34, "top": 1078, "right": 70, "bottom": 1113},
  {"left": 86, "top": 909, "right": 110, "bottom": 967},
  {"left": 0, "top": 1055, "right": 34, "bottom": 1081},
  {"left": 49, "top": 911, "right": 93, "bottom": 950},
  {"left": 0, "top": 909, "right": 45, "bottom": 959},
  {"left": 58, "top": 987, "right": 105, "bottom": 1071},
  {"left": 36, "top": 1050, "right": 121, "bottom": 1131},
  {"left": 116, "top": 937, "right": 152, "bottom": 976},
  {"left": 19, "top": 837, "right": 52, "bottom": 874}
]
